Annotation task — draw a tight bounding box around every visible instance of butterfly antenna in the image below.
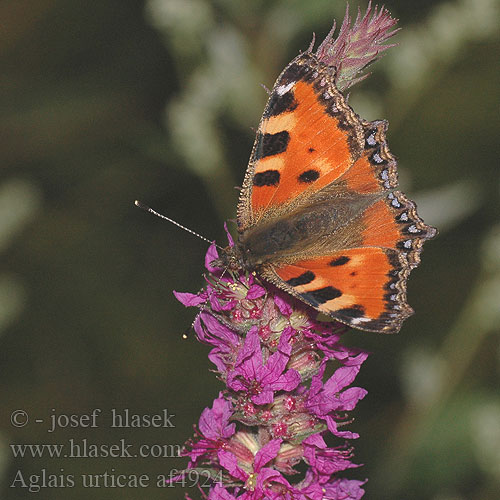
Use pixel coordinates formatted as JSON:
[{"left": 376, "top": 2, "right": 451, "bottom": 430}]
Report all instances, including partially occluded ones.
[{"left": 135, "top": 200, "right": 223, "bottom": 250}]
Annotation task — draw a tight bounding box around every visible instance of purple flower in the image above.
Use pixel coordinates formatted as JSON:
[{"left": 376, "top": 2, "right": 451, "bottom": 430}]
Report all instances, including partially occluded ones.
[
  {"left": 199, "top": 394, "right": 236, "bottom": 440},
  {"left": 188, "top": 312, "right": 240, "bottom": 374},
  {"left": 218, "top": 439, "right": 292, "bottom": 498},
  {"left": 303, "top": 433, "right": 359, "bottom": 477},
  {"left": 227, "top": 327, "right": 300, "bottom": 405},
  {"left": 173, "top": 290, "right": 207, "bottom": 307},
  {"left": 209, "top": 484, "right": 237, "bottom": 499},
  {"left": 183, "top": 394, "right": 235, "bottom": 465},
  {"left": 322, "top": 478, "right": 367, "bottom": 500},
  {"left": 306, "top": 356, "right": 368, "bottom": 438},
  {"left": 296, "top": 470, "right": 366, "bottom": 500}
]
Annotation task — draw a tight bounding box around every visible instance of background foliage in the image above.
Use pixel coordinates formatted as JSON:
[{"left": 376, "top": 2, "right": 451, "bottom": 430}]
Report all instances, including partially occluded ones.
[{"left": 1, "top": 0, "right": 499, "bottom": 499}]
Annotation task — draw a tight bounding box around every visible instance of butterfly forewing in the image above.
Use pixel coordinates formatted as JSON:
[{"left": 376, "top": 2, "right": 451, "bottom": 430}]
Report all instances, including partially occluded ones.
[{"left": 238, "top": 54, "right": 364, "bottom": 230}]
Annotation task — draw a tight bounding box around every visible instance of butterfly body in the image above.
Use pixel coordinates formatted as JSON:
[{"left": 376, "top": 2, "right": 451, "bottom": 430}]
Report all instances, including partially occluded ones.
[{"left": 215, "top": 51, "right": 436, "bottom": 334}]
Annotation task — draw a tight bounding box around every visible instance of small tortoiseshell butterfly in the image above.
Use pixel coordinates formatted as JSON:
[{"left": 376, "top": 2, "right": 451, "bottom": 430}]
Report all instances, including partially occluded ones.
[{"left": 214, "top": 49, "right": 436, "bottom": 334}]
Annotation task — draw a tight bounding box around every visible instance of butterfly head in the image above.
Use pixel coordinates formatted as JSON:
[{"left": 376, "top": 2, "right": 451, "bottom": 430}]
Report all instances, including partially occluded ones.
[{"left": 210, "top": 244, "right": 249, "bottom": 273}]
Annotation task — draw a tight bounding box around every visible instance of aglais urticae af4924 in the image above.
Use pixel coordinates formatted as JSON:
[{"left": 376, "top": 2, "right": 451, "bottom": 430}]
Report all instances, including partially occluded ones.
[{"left": 213, "top": 49, "right": 436, "bottom": 334}]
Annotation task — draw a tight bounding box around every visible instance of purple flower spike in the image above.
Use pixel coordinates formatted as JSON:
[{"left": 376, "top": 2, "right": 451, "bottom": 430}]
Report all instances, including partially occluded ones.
[
  {"left": 316, "top": 1, "right": 399, "bottom": 91},
  {"left": 175, "top": 224, "right": 369, "bottom": 496}
]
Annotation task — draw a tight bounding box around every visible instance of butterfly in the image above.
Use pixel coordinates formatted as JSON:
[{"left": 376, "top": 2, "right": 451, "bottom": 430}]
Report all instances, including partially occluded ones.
[{"left": 213, "top": 50, "right": 436, "bottom": 334}]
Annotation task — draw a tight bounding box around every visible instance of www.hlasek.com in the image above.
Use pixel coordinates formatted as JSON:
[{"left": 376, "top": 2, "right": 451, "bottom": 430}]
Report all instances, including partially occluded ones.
[{"left": 10, "top": 439, "right": 182, "bottom": 459}]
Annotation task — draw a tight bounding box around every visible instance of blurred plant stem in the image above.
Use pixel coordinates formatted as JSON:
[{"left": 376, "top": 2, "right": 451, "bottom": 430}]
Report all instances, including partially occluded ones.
[
  {"left": 0, "top": 179, "right": 40, "bottom": 336},
  {"left": 385, "top": 0, "right": 499, "bottom": 129},
  {"left": 374, "top": 224, "right": 500, "bottom": 493}
]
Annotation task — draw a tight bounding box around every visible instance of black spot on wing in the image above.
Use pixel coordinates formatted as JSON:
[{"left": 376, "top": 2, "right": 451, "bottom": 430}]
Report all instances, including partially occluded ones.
[
  {"left": 261, "top": 131, "right": 290, "bottom": 158},
  {"left": 337, "top": 305, "right": 365, "bottom": 318},
  {"left": 298, "top": 169, "right": 320, "bottom": 183},
  {"left": 329, "top": 256, "right": 350, "bottom": 267},
  {"left": 286, "top": 271, "right": 315, "bottom": 287},
  {"left": 280, "top": 62, "right": 310, "bottom": 84},
  {"left": 253, "top": 170, "right": 280, "bottom": 187},
  {"left": 264, "top": 91, "right": 298, "bottom": 118},
  {"left": 301, "top": 286, "right": 342, "bottom": 306}
]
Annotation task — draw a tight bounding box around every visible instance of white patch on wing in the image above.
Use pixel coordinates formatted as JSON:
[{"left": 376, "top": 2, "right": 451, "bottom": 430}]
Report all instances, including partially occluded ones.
[
  {"left": 275, "top": 81, "right": 295, "bottom": 96},
  {"left": 351, "top": 317, "right": 371, "bottom": 324}
]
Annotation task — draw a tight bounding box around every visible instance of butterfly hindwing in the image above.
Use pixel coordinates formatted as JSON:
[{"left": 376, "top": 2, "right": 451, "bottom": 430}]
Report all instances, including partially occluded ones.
[
  {"left": 341, "top": 120, "right": 398, "bottom": 195},
  {"left": 264, "top": 248, "right": 410, "bottom": 333},
  {"left": 256, "top": 183, "right": 435, "bottom": 333}
]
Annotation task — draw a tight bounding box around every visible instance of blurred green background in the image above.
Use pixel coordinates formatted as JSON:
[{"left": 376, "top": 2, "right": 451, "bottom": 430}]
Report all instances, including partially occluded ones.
[{"left": 1, "top": 0, "right": 499, "bottom": 499}]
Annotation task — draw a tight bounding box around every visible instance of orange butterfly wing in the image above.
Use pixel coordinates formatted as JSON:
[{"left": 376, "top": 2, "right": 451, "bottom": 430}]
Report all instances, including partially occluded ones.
[
  {"left": 271, "top": 249, "right": 403, "bottom": 332},
  {"left": 238, "top": 55, "right": 364, "bottom": 229}
]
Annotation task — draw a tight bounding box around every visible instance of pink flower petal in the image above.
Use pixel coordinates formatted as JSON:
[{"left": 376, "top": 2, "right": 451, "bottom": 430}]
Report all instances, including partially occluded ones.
[
  {"left": 223, "top": 222, "right": 235, "bottom": 247},
  {"left": 173, "top": 290, "right": 206, "bottom": 307}
]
